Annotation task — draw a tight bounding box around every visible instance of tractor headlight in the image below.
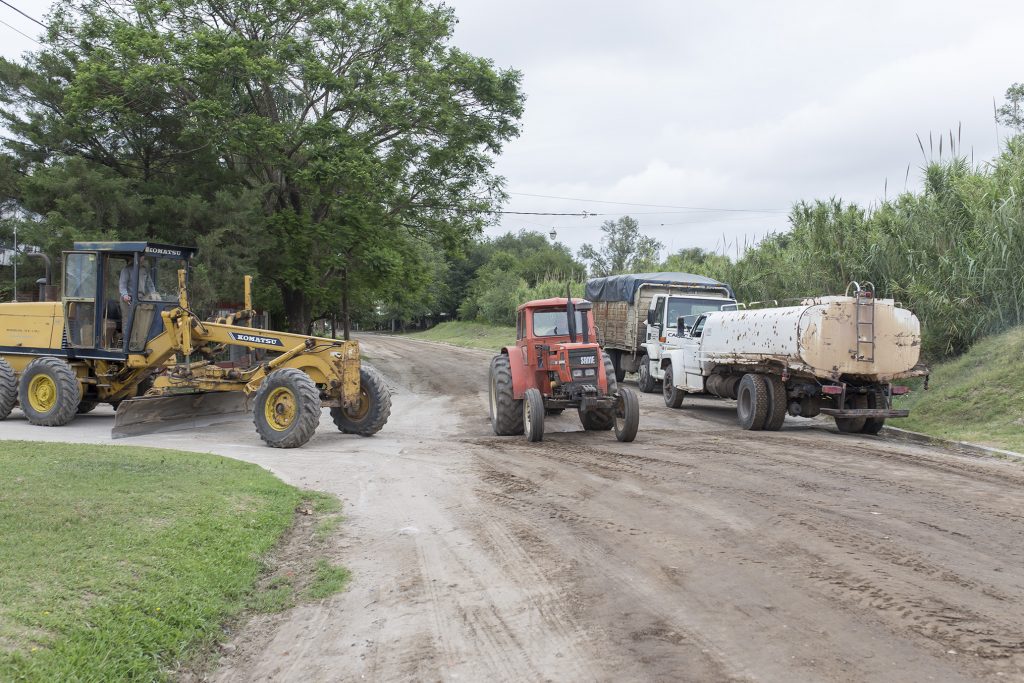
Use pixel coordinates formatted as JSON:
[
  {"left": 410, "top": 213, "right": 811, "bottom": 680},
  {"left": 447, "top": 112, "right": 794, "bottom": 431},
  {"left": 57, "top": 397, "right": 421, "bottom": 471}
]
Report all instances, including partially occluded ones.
[
  {"left": 584, "top": 368, "right": 596, "bottom": 377},
  {"left": 572, "top": 369, "right": 584, "bottom": 378}
]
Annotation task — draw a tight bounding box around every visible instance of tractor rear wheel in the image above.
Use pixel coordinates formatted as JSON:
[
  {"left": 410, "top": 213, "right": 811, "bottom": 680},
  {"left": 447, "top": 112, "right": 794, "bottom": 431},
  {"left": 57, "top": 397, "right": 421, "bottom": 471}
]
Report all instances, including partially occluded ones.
[
  {"left": 614, "top": 387, "right": 640, "bottom": 442},
  {"left": 861, "top": 387, "right": 887, "bottom": 435},
  {"left": 636, "top": 354, "right": 657, "bottom": 393},
  {"left": 736, "top": 374, "right": 768, "bottom": 431},
  {"left": 762, "top": 375, "right": 788, "bottom": 431},
  {"left": 523, "top": 387, "right": 545, "bottom": 442},
  {"left": 602, "top": 353, "right": 619, "bottom": 395},
  {"left": 330, "top": 366, "right": 391, "bottom": 436},
  {"left": 835, "top": 393, "right": 868, "bottom": 433},
  {"left": 253, "top": 368, "right": 321, "bottom": 448},
  {"left": 0, "top": 358, "right": 17, "bottom": 420},
  {"left": 489, "top": 355, "right": 523, "bottom": 436},
  {"left": 18, "top": 357, "right": 80, "bottom": 427},
  {"left": 610, "top": 350, "right": 626, "bottom": 383},
  {"left": 579, "top": 406, "right": 614, "bottom": 430},
  {"left": 663, "top": 365, "right": 685, "bottom": 409}
]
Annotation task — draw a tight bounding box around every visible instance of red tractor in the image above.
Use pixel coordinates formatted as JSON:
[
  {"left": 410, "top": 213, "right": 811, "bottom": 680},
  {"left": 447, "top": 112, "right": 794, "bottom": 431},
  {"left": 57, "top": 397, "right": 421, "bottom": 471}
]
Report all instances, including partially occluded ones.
[{"left": 488, "top": 297, "right": 640, "bottom": 442}]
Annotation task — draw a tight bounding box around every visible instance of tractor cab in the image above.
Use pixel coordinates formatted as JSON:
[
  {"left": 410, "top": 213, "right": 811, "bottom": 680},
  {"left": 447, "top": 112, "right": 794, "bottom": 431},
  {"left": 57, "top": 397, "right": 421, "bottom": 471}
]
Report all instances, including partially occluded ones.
[
  {"left": 62, "top": 242, "right": 196, "bottom": 356},
  {"left": 515, "top": 297, "right": 606, "bottom": 393}
]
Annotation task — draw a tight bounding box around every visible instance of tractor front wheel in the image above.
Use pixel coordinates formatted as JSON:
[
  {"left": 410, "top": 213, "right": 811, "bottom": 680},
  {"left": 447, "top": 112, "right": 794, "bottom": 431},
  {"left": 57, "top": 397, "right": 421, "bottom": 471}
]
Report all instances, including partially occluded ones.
[
  {"left": 0, "top": 358, "right": 17, "bottom": 420},
  {"left": 18, "top": 357, "right": 81, "bottom": 427},
  {"left": 330, "top": 366, "right": 392, "bottom": 436},
  {"left": 489, "top": 355, "right": 524, "bottom": 436},
  {"left": 614, "top": 388, "right": 640, "bottom": 442},
  {"left": 523, "top": 387, "right": 545, "bottom": 442},
  {"left": 253, "top": 368, "right": 321, "bottom": 448}
]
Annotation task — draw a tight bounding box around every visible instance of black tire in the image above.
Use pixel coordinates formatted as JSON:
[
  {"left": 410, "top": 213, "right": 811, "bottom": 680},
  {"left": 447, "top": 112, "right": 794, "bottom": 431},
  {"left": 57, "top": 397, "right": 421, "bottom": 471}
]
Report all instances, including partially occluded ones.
[
  {"left": 614, "top": 387, "right": 640, "bottom": 442},
  {"left": 610, "top": 350, "right": 626, "bottom": 383},
  {"left": 835, "top": 392, "right": 868, "bottom": 433},
  {"left": 329, "top": 366, "right": 391, "bottom": 436},
  {"left": 602, "top": 352, "right": 618, "bottom": 395},
  {"left": 545, "top": 408, "right": 564, "bottom": 417},
  {"left": 0, "top": 358, "right": 17, "bottom": 420},
  {"left": 489, "top": 355, "right": 523, "bottom": 436},
  {"left": 762, "top": 375, "right": 787, "bottom": 431},
  {"left": 861, "top": 387, "right": 887, "bottom": 435},
  {"left": 253, "top": 368, "right": 322, "bottom": 448},
  {"left": 18, "top": 357, "right": 80, "bottom": 427},
  {"left": 579, "top": 406, "right": 614, "bottom": 430},
  {"left": 77, "top": 401, "right": 98, "bottom": 414},
  {"left": 736, "top": 373, "right": 768, "bottom": 431},
  {"left": 523, "top": 387, "right": 545, "bottom": 442},
  {"left": 637, "top": 354, "right": 657, "bottom": 393},
  {"left": 662, "top": 365, "right": 685, "bottom": 409}
]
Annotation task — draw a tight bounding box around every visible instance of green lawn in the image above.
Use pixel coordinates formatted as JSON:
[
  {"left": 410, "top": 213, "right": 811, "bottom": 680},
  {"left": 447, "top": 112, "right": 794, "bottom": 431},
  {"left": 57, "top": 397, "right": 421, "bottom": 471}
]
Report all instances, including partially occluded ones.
[
  {"left": 0, "top": 441, "right": 325, "bottom": 681},
  {"left": 897, "top": 325, "right": 1024, "bottom": 453},
  {"left": 408, "top": 321, "right": 515, "bottom": 351}
]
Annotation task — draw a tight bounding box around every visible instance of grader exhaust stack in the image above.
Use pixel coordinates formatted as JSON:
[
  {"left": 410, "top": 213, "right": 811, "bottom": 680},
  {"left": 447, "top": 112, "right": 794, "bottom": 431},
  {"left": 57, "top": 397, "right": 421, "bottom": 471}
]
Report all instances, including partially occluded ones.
[{"left": 0, "top": 242, "right": 390, "bottom": 448}]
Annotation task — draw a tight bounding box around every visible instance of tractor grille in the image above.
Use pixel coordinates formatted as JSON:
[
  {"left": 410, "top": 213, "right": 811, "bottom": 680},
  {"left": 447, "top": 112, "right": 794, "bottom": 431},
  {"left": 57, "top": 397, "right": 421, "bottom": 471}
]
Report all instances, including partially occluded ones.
[{"left": 568, "top": 349, "right": 599, "bottom": 368}]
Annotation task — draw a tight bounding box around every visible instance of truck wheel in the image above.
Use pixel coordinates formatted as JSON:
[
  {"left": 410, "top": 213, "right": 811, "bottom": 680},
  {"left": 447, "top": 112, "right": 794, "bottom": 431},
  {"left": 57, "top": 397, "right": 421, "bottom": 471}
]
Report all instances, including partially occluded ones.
[
  {"left": 0, "top": 358, "right": 17, "bottom": 420},
  {"left": 329, "top": 366, "right": 392, "bottom": 436},
  {"left": 662, "top": 365, "right": 685, "bottom": 409},
  {"left": 18, "top": 357, "right": 81, "bottom": 427},
  {"left": 489, "top": 355, "right": 523, "bottom": 436},
  {"left": 523, "top": 387, "right": 545, "bottom": 442},
  {"left": 602, "top": 353, "right": 619, "bottom": 395},
  {"left": 637, "top": 354, "right": 657, "bottom": 393},
  {"left": 861, "top": 387, "right": 887, "bottom": 435},
  {"left": 253, "top": 368, "right": 321, "bottom": 448},
  {"left": 736, "top": 374, "right": 768, "bottom": 431},
  {"left": 835, "top": 393, "right": 868, "bottom": 433},
  {"left": 614, "top": 387, "right": 640, "bottom": 442},
  {"left": 762, "top": 375, "right": 787, "bottom": 431},
  {"left": 610, "top": 350, "right": 626, "bottom": 383},
  {"left": 77, "top": 401, "right": 98, "bottom": 414}
]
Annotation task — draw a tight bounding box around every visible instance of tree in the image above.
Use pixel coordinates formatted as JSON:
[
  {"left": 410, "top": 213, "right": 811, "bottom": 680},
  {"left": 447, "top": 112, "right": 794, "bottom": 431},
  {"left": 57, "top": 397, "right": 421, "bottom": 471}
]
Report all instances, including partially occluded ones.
[
  {"left": 996, "top": 83, "right": 1024, "bottom": 131},
  {"left": 577, "top": 216, "right": 663, "bottom": 276},
  {"left": 0, "top": 0, "right": 524, "bottom": 332}
]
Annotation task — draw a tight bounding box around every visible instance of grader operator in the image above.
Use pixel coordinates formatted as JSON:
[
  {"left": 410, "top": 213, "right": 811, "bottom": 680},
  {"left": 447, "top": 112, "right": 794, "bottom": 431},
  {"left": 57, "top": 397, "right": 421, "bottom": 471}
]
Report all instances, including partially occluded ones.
[{"left": 0, "top": 241, "right": 390, "bottom": 448}]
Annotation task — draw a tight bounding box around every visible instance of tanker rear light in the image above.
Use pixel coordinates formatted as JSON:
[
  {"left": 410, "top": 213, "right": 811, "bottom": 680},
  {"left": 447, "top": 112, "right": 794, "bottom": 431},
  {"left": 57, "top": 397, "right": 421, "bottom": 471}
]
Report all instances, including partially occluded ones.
[
  {"left": 821, "top": 385, "right": 844, "bottom": 395},
  {"left": 890, "top": 385, "right": 910, "bottom": 395}
]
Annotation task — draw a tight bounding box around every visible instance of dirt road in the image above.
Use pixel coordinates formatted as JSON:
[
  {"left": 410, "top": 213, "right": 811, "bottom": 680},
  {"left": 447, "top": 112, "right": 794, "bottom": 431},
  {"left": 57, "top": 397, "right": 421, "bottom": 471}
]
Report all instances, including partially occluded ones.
[{"left": 5, "top": 335, "right": 1023, "bottom": 681}]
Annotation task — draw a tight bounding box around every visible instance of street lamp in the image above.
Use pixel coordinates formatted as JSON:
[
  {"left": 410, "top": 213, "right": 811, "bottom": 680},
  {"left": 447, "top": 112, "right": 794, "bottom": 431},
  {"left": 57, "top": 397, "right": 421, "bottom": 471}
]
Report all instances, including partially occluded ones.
[{"left": 549, "top": 227, "right": 557, "bottom": 241}]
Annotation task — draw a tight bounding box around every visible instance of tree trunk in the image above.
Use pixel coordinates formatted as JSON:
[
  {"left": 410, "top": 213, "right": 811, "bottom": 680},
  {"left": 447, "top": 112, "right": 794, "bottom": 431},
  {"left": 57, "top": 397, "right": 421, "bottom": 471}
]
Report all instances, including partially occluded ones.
[
  {"left": 281, "top": 283, "right": 311, "bottom": 333},
  {"left": 341, "top": 267, "right": 351, "bottom": 341}
]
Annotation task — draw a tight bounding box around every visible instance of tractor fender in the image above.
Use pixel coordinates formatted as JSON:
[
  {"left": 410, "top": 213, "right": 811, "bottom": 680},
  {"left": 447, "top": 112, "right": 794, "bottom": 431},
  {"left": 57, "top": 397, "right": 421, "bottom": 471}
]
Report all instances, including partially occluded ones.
[{"left": 500, "top": 347, "right": 534, "bottom": 400}]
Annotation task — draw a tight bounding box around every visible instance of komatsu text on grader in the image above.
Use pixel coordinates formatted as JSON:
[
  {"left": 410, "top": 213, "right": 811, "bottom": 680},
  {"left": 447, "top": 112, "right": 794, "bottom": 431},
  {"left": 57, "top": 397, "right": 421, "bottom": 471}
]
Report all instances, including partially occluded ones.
[{"left": 0, "top": 242, "right": 390, "bottom": 447}]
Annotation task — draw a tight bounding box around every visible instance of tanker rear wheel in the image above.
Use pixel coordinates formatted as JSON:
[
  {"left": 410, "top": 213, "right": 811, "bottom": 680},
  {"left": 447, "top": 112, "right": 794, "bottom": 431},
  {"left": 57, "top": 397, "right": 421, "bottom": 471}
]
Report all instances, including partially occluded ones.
[
  {"left": 835, "top": 393, "right": 868, "bottom": 433},
  {"left": 762, "top": 375, "right": 787, "bottom": 431},
  {"left": 861, "top": 387, "right": 887, "bottom": 435},
  {"left": 736, "top": 374, "right": 768, "bottom": 431}
]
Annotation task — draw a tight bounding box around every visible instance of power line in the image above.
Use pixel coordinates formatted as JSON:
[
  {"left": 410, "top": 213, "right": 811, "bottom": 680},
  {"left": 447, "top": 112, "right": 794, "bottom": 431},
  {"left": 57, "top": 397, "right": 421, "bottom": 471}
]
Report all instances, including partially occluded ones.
[
  {"left": 0, "top": 0, "right": 47, "bottom": 29},
  {"left": 0, "top": 16, "right": 40, "bottom": 43},
  {"left": 508, "top": 191, "right": 788, "bottom": 214}
]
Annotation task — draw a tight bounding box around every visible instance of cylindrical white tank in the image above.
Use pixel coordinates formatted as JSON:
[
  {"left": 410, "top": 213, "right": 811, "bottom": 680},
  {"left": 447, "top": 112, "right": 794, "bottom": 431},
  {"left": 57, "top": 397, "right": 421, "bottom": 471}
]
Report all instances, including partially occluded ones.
[{"left": 698, "top": 296, "right": 921, "bottom": 381}]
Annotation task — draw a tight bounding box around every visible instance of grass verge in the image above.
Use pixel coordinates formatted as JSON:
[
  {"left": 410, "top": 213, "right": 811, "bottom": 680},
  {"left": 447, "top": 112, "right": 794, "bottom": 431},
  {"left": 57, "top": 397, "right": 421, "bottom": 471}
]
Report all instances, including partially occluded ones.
[
  {"left": 0, "top": 440, "right": 344, "bottom": 681},
  {"left": 897, "top": 325, "right": 1024, "bottom": 453},
  {"left": 407, "top": 320, "right": 514, "bottom": 352}
]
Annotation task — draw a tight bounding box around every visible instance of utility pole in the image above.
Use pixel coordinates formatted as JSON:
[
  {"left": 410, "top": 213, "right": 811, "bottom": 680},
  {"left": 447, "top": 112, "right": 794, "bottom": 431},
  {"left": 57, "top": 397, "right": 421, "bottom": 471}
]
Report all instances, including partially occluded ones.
[{"left": 12, "top": 222, "right": 16, "bottom": 303}]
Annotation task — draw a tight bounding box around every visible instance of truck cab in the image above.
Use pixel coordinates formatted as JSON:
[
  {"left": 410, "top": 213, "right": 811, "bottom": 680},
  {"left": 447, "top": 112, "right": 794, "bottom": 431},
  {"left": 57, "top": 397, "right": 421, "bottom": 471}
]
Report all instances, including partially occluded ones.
[{"left": 641, "top": 293, "right": 735, "bottom": 386}]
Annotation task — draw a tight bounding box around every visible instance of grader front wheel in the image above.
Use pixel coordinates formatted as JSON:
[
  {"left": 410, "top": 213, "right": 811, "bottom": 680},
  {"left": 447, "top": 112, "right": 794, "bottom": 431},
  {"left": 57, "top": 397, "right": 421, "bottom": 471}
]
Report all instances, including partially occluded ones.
[
  {"left": 330, "top": 366, "right": 391, "bottom": 437},
  {"left": 253, "top": 368, "right": 322, "bottom": 448}
]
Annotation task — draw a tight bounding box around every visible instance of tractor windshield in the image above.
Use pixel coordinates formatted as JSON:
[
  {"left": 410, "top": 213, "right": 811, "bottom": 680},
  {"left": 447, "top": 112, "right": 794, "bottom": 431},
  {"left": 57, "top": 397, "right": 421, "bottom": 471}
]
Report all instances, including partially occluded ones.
[{"left": 533, "top": 309, "right": 584, "bottom": 337}]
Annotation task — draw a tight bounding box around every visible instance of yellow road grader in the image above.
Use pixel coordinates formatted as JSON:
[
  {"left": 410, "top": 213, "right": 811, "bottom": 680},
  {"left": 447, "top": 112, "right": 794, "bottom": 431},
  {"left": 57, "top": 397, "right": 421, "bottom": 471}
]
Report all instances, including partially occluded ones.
[{"left": 0, "top": 241, "right": 390, "bottom": 447}]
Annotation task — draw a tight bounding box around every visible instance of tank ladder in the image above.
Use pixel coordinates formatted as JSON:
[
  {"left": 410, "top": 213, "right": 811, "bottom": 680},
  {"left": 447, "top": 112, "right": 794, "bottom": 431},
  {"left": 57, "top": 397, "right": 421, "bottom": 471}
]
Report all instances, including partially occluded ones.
[{"left": 850, "top": 282, "right": 876, "bottom": 362}]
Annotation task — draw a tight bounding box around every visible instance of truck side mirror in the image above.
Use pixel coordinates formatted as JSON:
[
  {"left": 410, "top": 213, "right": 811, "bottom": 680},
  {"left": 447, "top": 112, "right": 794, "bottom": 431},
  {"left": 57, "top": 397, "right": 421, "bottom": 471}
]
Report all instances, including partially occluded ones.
[
  {"left": 676, "top": 316, "right": 686, "bottom": 336},
  {"left": 647, "top": 309, "right": 655, "bottom": 325}
]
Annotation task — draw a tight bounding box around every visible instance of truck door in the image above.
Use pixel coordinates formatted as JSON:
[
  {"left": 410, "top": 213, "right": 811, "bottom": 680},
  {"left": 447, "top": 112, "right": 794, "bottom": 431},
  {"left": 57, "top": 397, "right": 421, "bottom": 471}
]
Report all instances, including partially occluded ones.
[
  {"left": 62, "top": 251, "right": 100, "bottom": 349},
  {"left": 682, "top": 314, "right": 708, "bottom": 390}
]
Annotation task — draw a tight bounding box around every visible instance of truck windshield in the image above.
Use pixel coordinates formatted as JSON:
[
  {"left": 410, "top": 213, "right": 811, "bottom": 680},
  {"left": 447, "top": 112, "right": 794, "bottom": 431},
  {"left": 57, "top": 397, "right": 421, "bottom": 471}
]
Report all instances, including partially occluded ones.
[
  {"left": 667, "top": 297, "right": 733, "bottom": 330},
  {"left": 533, "top": 310, "right": 584, "bottom": 337}
]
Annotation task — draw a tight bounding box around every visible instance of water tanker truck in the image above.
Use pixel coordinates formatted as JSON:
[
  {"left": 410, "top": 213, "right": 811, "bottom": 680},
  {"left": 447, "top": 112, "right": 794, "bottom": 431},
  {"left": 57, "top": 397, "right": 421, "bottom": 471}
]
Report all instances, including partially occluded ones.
[{"left": 658, "top": 284, "right": 928, "bottom": 434}]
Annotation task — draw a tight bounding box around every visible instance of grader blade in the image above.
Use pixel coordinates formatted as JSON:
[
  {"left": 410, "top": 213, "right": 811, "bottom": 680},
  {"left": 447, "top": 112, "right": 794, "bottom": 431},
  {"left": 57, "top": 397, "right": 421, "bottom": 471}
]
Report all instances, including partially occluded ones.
[{"left": 112, "top": 393, "right": 252, "bottom": 439}]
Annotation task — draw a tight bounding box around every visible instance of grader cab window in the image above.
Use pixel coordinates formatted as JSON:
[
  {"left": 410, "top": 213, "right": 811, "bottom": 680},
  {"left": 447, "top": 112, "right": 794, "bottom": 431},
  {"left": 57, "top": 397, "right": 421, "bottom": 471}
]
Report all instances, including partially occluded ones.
[{"left": 63, "top": 252, "right": 99, "bottom": 348}]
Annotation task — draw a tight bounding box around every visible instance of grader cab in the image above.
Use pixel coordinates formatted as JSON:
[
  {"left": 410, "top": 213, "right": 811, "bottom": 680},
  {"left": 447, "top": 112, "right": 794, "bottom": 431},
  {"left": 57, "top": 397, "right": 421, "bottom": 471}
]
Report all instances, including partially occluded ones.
[{"left": 0, "top": 241, "right": 390, "bottom": 448}]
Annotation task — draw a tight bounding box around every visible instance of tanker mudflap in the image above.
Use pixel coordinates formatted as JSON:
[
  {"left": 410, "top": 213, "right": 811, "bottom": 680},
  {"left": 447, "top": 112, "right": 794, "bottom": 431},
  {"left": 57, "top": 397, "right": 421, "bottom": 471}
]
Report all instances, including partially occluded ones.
[{"left": 112, "top": 393, "right": 253, "bottom": 439}]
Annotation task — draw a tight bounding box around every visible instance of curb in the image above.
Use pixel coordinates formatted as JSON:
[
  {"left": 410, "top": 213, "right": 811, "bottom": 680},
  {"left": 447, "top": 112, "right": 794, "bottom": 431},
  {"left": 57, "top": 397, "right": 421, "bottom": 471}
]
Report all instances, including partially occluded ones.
[{"left": 881, "top": 426, "right": 1024, "bottom": 463}]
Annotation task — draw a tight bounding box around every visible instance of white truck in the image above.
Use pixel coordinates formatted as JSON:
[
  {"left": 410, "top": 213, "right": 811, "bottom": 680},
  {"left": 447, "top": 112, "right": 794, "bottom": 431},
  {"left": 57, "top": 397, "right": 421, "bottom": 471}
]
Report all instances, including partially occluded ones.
[
  {"left": 586, "top": 272, "right": 737, "bottom": 391},
  {"left": 658, "top": 285, "right": 928, "bottom": 434}
]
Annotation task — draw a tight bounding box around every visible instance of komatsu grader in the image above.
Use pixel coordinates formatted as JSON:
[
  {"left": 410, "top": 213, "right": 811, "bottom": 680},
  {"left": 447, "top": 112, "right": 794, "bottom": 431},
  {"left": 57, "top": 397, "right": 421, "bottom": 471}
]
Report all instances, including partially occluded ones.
[{"left": 0, "top": 241, "right": 390, "bottom": 448}]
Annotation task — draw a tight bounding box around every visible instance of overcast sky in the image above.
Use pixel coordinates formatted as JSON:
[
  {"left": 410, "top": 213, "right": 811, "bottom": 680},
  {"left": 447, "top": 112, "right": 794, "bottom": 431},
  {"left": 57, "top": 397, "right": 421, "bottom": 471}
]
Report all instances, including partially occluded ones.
[{"left": 3, "top": 0, "right": 1023, "bottom": 257}]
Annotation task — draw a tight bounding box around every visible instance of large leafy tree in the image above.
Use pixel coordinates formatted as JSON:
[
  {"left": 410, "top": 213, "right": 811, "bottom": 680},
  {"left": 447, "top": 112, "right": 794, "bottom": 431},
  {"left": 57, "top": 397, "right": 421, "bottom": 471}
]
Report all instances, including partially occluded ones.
[
  {"left": 0, "top": 0, "right": 523, "bottom": 332},
  {"left": 578, "top": 216, "right": 663, "bottom": 277}
]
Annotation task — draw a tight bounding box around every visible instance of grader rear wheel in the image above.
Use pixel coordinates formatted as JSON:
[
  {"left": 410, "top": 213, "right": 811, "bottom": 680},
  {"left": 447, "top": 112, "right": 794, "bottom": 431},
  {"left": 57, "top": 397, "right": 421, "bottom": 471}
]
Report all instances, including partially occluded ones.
[
  {"left": 0, "top": 358, "right": 16, "bottom": 420},
  {"left": 330, "top": 366, "right": 391, "bottom": 436},
  {"left": 18, "top": 357, "right": 80, "bottom": 427},
  {"left": 253, "top": 368, "right": 322, "bottom": 448}
]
